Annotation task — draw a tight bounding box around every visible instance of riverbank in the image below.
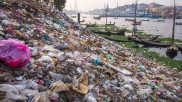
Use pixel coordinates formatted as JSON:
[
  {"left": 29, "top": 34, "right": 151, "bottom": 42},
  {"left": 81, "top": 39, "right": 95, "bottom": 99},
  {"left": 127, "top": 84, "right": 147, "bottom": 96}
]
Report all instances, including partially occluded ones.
[
  {"left": 88, "top": 25, "right": 182, "bottom": 71},
  {"left": 0, "top": 1, "right": 182, "bottom": 101}
]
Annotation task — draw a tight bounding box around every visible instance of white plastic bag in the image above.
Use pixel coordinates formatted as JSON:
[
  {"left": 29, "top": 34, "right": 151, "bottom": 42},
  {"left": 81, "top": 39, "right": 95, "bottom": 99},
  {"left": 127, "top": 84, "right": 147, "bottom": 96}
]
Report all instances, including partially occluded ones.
[
  {"left": 38, "top": 56, "right": 53, "bottom": 63},
  {"left": 0, "top": 84, "right": 27, "bottom": 100}
]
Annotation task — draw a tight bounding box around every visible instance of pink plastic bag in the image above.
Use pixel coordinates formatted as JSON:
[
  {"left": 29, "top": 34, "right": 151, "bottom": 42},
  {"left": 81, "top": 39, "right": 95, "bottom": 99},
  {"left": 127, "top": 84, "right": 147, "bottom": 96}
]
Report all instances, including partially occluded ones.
[{"left": 0, "top": 39, "right": 31, "bottom": 68}]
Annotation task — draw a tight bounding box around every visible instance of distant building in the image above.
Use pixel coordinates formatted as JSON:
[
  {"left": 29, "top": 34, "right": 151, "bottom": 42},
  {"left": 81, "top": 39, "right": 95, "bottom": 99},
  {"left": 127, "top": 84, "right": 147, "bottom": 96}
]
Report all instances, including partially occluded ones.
[
  {"left": 160, "top": 6, "right": 182, "bottom": 18},
  {"left": 148, "top": 2, "right": 163, "bottom": 8},
  {"left": 137, "top": 3, "right": 148, "bottom": 11}
]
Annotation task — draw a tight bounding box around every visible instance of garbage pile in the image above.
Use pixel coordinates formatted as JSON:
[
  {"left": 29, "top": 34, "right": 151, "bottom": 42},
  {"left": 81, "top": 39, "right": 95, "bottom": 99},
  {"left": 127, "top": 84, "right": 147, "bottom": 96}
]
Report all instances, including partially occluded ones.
[{"left": 0, "top": 1, "right": 182, "bottom": 102}]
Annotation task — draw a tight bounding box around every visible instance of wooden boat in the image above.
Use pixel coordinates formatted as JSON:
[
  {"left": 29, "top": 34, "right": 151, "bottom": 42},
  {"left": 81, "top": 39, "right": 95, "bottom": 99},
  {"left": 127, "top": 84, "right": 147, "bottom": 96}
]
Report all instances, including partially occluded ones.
[
  {"left": 105, "top": 36, "right": 131, "bottom": 42},
  {"left": 141, "top": 39, "right": 171, "bottom": 47},
  {"left": 125, "top": 18, "right": 134, "bottom": 22},
  {"left": 176, "top": 22, "right": 182, "bottom": 25},
  {"left": 105, "top": 23, "right": 115, "bottom": 26},
  {"left": 157, "top": 19, "right": 165, "bottom": 22},
  {"left": 166, "top": 45, "right": 178, "bottom": 58},
  {"left": 132, "top": 21, "right": 142, "bottom": 25},
  {"left": 128, "top": 35, "right": 160, "bottom": 45},
  {"left": 128, "top": 36, "right": 143, "bottom": 43},
  {"left": 93, "top": 16, "right": 101, "bottom": 20},
  {"left": 86, "top": 23, "right": 96, "bottom": 27},
  {"left": 110, "top": 29, "right": 126, "bottom": 35},
  {"left": 177, "top": 45, "right": 182, "bottom": 51},
  {"left": 92, "top": 30, "right": 111, "bottom": 35},
  {"left": 166, "top": 0, "right": 179, "bottom": 57},
  {"left": 71, "top": 15, "right": 76, "bottom": 18},
  {"left": 93, "top": 29, "right": 126, "bottom": 35},
  {"left": 142, "top": 19, "right": 149, "bottom": 21},
  {"left": 80, "top": 19, "right": 85, "bottom": 22}
]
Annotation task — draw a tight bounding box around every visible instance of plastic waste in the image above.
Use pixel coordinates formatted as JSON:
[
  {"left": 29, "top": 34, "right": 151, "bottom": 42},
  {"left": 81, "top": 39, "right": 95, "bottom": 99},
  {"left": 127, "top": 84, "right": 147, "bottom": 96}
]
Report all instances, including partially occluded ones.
[
  {"left": 0, "top": 2, "right": 6, "bottom": 7},
  {"left": 16, "top": 76, "right": 23, "bottom": 81},
  {"left": 49, "top": 71, "right": 63, "bottom": 82},
  {"left": 72, "top": 73, "right": 89, "bottom": 95},
  {"left": 137, "top": 85, "right": 152, "bottom": 99},
  {"left": 0, "top": 39, "right": 31, "bottom": 68},
  {"left": 84, "top": 92, "right": 97, "bottom": 102},
  {"left": 26, "top": 80, "right": 39, "bottom": 90},
  {"left": 49, "top": 81, "right": 69, "bottom": 93},
  {"left": 52, "top": 19, "right": 64, "bottom": 26},
  {"left": 38, "top": 56, "right": 53, "bottom": 63},
  {"left": 0, "top": 13, "right": 6, "bottom": 20},
  {"left": 2, "top": 20, "right": 9, "bottom": 26},
  {"left": 106, "top": 54, "right": 115, "bottom": 63},
  {"left": 42, "top": 45, "right": 55, "bottom": 52},
  {"left": 49, "top": 92, "right": 59, "bottom": 102},
  {"left": 0, "top": 84, "right": 27, "bottom": 100},
  {"left": 64, "top": 22, "right": 70, "bottom": 27},
  {"left": 121, "top": 69, "right": 132, "bottom": 76},
  {"left": 76, "top": 67, "right": 83, "bottom": 74},
  {"left": 137, "top": 65, "right": 146, "bottom": 71},
  {"left": 93, "top": 57, "right": 102, "bottom": 65},
  {"left": 31, "top": 92, "right": 50, "bottom": 102},
  {"left": 54, "top": 42, "right": 68, "bottom": 50},
  {"left": 43, "top": 35, "right": 49, "bottom": 41},
  {"left": 0, "top": 31, "right": 5, "bottom": 36},
  {"left": 68, "top": 38, "right": 80, "bottom": 47}
]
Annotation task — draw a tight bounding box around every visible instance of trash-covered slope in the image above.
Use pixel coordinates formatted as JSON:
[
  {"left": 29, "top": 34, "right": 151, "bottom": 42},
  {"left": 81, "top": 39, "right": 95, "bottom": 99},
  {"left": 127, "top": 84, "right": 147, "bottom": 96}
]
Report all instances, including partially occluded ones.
[{"left": 0, "top": 1, "right": 181, "bottom": 102}]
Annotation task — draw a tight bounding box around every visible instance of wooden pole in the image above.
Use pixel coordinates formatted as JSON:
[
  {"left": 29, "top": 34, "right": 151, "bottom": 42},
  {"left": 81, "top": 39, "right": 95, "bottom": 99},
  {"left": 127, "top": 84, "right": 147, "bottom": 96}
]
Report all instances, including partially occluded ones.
[
  {"left": 172, "top": 0, "right": 176, "bottom": 45},
  {"left": 132, "top": 0, "right": 138, "bottom": 37},
  {"left": 78, "top": 13, "right": 80, "bottom": 24},
  {"left": 106, "top": 3, "right": 108, "bottom": 31}
]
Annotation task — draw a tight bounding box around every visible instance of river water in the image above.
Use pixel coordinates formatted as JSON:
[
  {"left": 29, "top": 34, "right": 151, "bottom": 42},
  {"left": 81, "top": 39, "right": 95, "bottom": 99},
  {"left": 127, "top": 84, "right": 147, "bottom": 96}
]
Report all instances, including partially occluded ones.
[
  {"left": 71, "top": 14, "right": 182, "bottom": 60},
  {"left": 73, "top": 14, "right": 182, "bottom": 39}
]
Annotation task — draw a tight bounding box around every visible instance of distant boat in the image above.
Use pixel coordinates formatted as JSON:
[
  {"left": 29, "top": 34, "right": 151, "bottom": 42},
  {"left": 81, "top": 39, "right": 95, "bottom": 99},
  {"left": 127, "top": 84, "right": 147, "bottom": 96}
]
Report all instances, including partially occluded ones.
[
  {"left": 80, "top": 19, "right": 85, "bottom": 22},
  {"left": 83, "top": 16, "right": 87, "bottom": 18},
  {"left": 125, "top": 18, "right": 142, "bottom": 25},
  {"left": 157, "top": 19, "right": 165, "bottom": 22},
  {"left": 150, "top": 18, "right": 165, "bottom": 22},
  {"left": 71, "top": 15, "right": 77, "bottom": 18},
  {"left": 125, "top": 18, "right": 134, "bottom": 21},
  {"left": 142, "top": 19, "right": 149, "bottom": 21},
  {"left": 132, "top": 21, "right": 142, "bottom": 25},
  {"left": 176, "top": 22, "right": 182, "bottom": 25},
  {"left": 93, "top": 16, "right": 101, "bottom": 20}
]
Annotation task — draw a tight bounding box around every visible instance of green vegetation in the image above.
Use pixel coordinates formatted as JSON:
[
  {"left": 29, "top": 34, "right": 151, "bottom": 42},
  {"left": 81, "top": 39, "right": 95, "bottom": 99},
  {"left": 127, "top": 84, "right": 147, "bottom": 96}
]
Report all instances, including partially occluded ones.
[
  {"left": 53, "top": 0, "right": 66, "bottom": 11},
  {"left": 88, "top": 25, "right": 182, "bottom": 71},
  {"left": 88, "top": 25, "right": 118, "bottom": 31},
  {"left": 36, "top": 0, "right": 66, "bottom": 11},
  {"left": 126, "top": 30, "right": 182, "bottom": 44}
]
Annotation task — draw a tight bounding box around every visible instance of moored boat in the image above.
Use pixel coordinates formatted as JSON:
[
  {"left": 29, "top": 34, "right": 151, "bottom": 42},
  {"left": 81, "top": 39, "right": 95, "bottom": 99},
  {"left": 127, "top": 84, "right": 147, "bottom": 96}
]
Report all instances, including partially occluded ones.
[
  {"left": 93, "top": 16, "right": 101, "bottom": 20},
  {"left": 141, "top": 39, "right": 171, "bottom": 47},
  {"left": 176, "top": 22, "right": 182, "bottom": 25},
  {"left": 110, "top": 29, "right": 126, "bottom": 35},
  {"left": 177, "top": 45, "right": 182, "bottom": 51},
  {"left": 86, "top": 22, "right": 97, "bottom": 27},
  {"left": 92, "top": 30, "right": 111, "bottom": 35},
  {"left": 105, "top": 36, "right": 131, "bottom": 42},
  {"left": 71, "top": 15, "right": 76, "bottom": 18}
]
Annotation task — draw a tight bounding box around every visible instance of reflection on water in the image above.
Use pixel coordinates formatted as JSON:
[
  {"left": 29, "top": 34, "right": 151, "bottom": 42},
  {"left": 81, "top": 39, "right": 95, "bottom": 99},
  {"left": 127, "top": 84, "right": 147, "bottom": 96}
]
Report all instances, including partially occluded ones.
[{"left": 148, "top": 47, "right": 182, "bottom": 60}]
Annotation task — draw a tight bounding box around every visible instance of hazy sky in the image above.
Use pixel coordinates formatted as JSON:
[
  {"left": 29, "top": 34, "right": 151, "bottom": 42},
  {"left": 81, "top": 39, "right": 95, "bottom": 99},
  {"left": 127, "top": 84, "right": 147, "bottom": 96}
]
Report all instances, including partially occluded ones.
[{"left": 65, "top": 0, "right": 182, "bottom": 11}]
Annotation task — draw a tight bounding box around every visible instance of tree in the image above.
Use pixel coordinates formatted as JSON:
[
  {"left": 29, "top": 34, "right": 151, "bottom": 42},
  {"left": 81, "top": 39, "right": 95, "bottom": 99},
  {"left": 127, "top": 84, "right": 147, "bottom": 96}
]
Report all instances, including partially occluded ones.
[{"left": 54, "top": 0, "right": 66, "bottom": 11}]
